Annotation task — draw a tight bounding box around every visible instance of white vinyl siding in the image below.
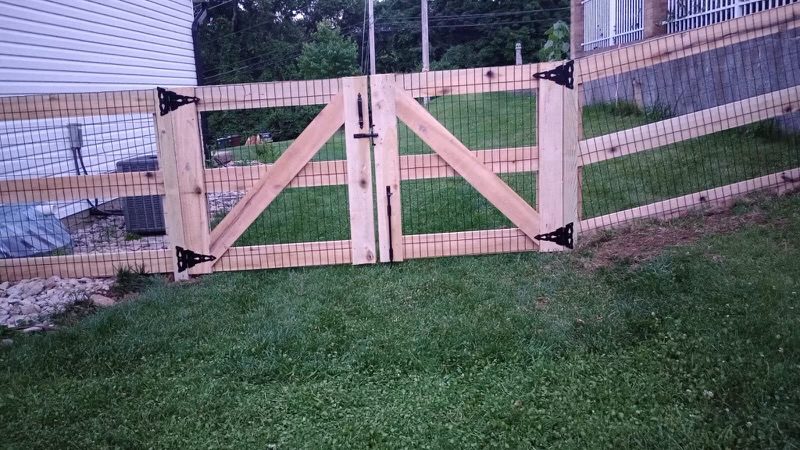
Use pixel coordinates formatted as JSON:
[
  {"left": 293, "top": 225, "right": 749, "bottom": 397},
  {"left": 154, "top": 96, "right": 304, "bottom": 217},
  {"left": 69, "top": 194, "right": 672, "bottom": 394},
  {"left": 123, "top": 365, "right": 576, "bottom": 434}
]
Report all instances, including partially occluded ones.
[{"left": 0, "top": 0, "right": 196, "bottom": 218}]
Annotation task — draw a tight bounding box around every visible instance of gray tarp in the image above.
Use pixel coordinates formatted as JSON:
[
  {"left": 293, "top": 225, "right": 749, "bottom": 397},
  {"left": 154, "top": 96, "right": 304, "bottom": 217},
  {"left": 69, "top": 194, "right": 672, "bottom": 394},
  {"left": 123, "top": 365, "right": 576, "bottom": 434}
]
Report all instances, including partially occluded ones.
[{"left": 0, "top": 205, "right": 72, "bottom": 258}]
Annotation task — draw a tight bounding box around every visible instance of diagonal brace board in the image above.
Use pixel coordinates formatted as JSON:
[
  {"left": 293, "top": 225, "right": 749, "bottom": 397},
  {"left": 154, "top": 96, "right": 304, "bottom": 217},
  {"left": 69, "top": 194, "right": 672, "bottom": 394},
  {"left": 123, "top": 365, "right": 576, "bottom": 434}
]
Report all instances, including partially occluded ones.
[
  {"left": 393, "top": 85, "right": 541, "bottom": 241},
  {"left": 209, "top": 94, "right": 345, "bottom": 261}
]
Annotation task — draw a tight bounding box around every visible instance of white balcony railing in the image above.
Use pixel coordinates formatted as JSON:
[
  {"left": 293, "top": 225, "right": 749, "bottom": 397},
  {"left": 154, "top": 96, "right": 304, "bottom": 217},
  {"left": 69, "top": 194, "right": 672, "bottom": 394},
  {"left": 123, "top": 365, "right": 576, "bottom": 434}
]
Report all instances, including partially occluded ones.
[{"left": 581, "top": 0, "right": 798, "bottom": 53}]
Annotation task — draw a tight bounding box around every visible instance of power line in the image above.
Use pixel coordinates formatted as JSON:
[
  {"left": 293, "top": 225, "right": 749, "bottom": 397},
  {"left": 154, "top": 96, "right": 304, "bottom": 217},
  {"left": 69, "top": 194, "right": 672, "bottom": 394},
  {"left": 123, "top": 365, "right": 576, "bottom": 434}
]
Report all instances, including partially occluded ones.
[{"left": 377, "top": 6, "right": 570, "bottom": 23}]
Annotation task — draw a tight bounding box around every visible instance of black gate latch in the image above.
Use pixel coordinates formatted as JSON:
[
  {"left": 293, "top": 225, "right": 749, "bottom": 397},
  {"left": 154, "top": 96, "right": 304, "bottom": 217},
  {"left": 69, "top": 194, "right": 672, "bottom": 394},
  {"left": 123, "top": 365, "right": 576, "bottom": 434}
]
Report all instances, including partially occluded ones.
[
  {"left": 353, "top": 132, "right": 379, "bottom": 139},
  {"left": 158, "top": 87, "right": 199, "bottom": 116},
  {"left": 534, "top": 222, "right": 574, "bottom": 249},
  {"left": 176, "top": 246, "right": 216, "bottom": 273},
  {"left": 533, "top": 60, "right": 575, "bottom": 90}
]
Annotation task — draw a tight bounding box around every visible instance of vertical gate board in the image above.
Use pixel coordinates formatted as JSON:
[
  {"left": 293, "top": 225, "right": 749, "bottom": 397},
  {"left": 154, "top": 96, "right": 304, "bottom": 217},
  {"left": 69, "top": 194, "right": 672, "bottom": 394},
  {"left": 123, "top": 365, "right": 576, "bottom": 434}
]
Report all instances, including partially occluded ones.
[
  {"left": 154, "top": 87, "right": 211, "bottom": 278},
  {"left": 209, "top": 94, "right": 345, "bottom": 261},
  {"left": 342, "top": 77, "right": 377, "bottom": 264},
  {"left": 394, "top": 85, "right": 541, "bottom": 241},
  {"left": 537, "top": 67, "right": 579, "bottom": 252},
  {"left": 371, "top": 74, "right": 404, "bottom": 262}
]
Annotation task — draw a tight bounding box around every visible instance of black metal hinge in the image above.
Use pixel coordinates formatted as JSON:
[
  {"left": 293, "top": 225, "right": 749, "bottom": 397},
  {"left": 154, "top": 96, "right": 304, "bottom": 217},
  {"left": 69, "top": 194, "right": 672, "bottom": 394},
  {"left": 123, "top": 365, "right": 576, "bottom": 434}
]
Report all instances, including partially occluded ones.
[
  {"left": 176, "top": 246, "right": 216, "bottom": 273},
  {"left": 534, "top": 222, "right": 574, "bottom": 249},
  {"left": 158, "top": 87, "right": 199, "bottom": 116},
  {"left": 533, "top": 60, "right": 574, "bottom": 90}
]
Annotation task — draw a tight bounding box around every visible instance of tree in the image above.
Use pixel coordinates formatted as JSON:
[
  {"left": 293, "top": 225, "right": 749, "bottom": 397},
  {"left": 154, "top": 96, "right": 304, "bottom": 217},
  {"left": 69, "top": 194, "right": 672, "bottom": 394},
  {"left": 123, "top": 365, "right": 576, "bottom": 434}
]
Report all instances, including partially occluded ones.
[
  {"left": 538, "top": 20, "right": 571, "bottom": 61},
  {"left": 296, "top": 22, "right": 360, "bottom": 79}
]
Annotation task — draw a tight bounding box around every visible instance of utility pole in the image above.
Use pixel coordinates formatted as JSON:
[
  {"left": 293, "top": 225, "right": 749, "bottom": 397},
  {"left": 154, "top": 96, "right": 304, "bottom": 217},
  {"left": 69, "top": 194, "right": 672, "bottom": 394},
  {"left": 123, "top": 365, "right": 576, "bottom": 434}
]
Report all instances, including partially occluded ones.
[
  {"left": 421, "top": 0, "right": 430, "bottom": 106},
  {"left": 368, "top": 0, "right": 376, "bottom": 74},
  {"left": 421, "top": 0, "right": 429, "bottom": 72}
]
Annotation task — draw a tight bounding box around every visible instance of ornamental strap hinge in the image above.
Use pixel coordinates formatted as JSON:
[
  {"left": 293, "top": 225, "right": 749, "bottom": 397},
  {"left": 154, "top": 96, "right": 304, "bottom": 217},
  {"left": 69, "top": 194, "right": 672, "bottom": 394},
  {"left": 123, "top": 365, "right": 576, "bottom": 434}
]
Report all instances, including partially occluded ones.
[
  {"left": 158, "top": 87, "right": 199, "bottom": 116},
  {"left": 176, "top": 246, "right": 216, "bottom": 273},
  {"left": 534, "top": 222, "right": 574, "bottom": 249},
  {"left": 533, "top": 60, "right": 574, "bottom": 90}
]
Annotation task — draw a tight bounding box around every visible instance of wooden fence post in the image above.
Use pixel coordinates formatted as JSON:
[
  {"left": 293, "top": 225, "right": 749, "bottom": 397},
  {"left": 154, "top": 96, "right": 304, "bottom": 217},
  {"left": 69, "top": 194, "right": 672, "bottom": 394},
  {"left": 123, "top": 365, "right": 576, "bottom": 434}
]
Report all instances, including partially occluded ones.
[
  {"left": 371, "top": 74, "right": 404, "bottom": 263},
  {"left": 644, "top": 0, "right": 669, "bottom": 39},
  {"left": 537, "top": 62, "right": 579, "bottom": 251},
  {"left": 154, "top": 87, "right": 211, "bottom": 279},
  {"left": 342, "top": 77, "right": 377, "bottom": 264},
  {"left": 570, "top": 0, "right": 584, "bottom": 58}
]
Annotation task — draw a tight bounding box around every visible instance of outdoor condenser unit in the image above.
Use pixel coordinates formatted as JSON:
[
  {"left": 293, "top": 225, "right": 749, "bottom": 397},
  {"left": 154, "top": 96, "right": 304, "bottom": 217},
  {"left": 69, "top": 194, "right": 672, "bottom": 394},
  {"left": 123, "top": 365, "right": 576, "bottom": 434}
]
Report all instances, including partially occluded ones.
[{"left": 116, "top": 155, "right": 166, "bottom": 235}]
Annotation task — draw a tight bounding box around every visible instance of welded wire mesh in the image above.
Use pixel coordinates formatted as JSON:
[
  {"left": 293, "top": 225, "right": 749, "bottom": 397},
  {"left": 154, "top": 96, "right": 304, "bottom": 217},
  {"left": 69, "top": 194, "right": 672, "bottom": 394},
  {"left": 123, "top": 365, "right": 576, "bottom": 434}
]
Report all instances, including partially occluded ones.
[
  {"left": 199, "top": 78, "right": 352, "bottom": 270},
  {"left": 0, "top": 89, "right": 169, "bottom": 280},
  {"left": 396, "top": 65, "right": 540, "bottom": 258},
  {"left": 578, "top": 4, "right": 800, "bottom": 231}
]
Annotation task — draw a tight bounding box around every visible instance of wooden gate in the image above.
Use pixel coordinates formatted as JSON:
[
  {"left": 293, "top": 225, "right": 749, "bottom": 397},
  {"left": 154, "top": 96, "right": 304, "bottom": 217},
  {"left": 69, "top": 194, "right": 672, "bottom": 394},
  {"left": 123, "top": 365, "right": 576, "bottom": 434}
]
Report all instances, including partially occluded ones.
[{"left": 368, "top": 66, "right": 579, "bottom": 262}]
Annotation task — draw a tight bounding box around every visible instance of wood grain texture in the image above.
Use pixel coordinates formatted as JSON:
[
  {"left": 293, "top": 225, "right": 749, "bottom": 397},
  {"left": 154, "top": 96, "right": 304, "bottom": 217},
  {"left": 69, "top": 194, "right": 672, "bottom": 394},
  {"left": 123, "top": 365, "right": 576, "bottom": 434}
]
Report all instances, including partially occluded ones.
[
  {"left": 205, "top": 160, "right": 348, "bottom": 192},
  {"left": 213, "top": 240, "right": 352, "bottom": 271},
  {"left": 342, "top": 77, "right": 376, "bottom": 264},
  {"left": 0, "top": 90, "right": 155, "bottom": 121},
  {"left": 195, "top": 78, "right": 341, "bottom": 111},
  {"left": 371, "top": 74, "right": 405, "bottom": 262},
  {"left": 580, "top": 167, "right": 800, "bottom": 232},
  {"left": 396, "top": 64, "right": 541, "bottom": 98},
  {"left": 209, "top": 94, "right": 345, "bottom": 262},
  {"left": 579, "top": 85, "right": 800, "bottom": 166},
  {"left": 403, "top": 228, "right": 537, "bottom": 259},
  {"left": 400, "top": 146, "right": 538, "bottom": 180},
  {"left": 0, "top": 250, "right": 171, "bottom": 282},
  {"left": 0, "top": 171, "right": 165, "bottom": 203},
  {"left": 154, "top": 87, "right": 210, "bottom": 278},
  {"left": 537, "top": 68, "right": 580, "bottom": 251}
]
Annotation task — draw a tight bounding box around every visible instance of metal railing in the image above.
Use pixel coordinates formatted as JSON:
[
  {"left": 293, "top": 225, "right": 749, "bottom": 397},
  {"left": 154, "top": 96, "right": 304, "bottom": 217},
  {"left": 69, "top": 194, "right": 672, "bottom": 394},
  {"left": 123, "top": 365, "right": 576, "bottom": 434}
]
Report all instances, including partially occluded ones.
[{"left": 582, "top": 0, "right": 644, "bottom": 52}]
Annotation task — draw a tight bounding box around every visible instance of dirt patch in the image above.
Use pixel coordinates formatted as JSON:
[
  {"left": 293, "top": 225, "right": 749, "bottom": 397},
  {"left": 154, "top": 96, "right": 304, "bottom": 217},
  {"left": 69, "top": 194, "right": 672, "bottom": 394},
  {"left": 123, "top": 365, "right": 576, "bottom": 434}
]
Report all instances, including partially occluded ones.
[{"left": 576, "top": 195, "right": 786, "bottom": 271}]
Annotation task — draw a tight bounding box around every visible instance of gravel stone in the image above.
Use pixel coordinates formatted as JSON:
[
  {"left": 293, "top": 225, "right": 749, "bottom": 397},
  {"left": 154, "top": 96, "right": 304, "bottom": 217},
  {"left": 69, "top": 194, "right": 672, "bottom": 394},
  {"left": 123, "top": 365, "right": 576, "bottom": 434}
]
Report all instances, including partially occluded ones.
[{"left": 0, "top": 277, "right": 115, "bottom": 329}]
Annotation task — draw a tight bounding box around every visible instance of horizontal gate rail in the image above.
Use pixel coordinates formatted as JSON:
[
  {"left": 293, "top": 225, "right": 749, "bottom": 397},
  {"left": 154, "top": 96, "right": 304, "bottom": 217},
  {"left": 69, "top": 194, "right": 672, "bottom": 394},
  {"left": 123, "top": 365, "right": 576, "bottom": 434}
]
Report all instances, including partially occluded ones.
[
  {"left": 195, "top": 77, "right": 341, "bottom": 111},
  {"left": 0, "top": 171, "right": 165, "bottom": 203},
  {"left": 399, "top": 146, "right": 538, "bottom": 181},
  {"left": 403, "top": 228, "right": 537, "bottom": 259},
  {"left": 204, "top": 160, "right": 348, "bottom": 192},
  {"left": 212, "top": 240, "right": 352, "bottom": 272}
]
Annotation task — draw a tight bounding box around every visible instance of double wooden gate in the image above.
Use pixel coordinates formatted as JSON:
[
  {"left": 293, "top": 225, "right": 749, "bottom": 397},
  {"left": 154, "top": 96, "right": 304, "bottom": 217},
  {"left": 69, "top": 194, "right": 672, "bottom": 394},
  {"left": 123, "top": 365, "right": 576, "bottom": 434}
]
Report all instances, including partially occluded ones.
[{"left": 187, "top": 67, "right": 579, "bottom": 278}]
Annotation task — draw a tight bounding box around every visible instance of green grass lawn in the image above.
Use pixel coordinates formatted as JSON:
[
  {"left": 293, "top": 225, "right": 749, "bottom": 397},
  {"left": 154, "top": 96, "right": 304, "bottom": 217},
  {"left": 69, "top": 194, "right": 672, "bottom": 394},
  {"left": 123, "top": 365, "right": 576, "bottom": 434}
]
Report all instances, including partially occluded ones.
[
  {"left": 2, "top": 193, "right": 799, "bottom": 448},
  {"left": 215, "top": 93, "right": 799, "bottom": 246}
]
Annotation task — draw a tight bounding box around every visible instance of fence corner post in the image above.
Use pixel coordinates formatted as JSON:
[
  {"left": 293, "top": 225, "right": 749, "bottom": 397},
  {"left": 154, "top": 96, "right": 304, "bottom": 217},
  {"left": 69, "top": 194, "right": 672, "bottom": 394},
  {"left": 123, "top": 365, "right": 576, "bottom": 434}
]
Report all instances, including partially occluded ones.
[
  {"left": 537, "top": 61, "right": 579, "bottom": 252},
  {"left": 153, "top": 87, "right": 211, "bottom": 279}
]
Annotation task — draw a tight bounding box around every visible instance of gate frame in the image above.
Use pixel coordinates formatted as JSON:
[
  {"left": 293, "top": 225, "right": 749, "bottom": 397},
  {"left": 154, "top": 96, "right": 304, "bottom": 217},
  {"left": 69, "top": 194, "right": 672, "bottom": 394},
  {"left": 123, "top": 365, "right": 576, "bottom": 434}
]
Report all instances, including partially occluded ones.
[{"left": 369, "top": 67, "right": 579, "bottom": 260}]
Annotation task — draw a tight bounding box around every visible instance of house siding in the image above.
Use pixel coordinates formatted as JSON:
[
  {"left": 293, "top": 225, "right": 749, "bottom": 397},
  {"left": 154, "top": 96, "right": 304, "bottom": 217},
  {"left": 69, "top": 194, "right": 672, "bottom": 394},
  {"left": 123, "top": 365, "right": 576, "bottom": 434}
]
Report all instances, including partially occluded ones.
[{"left": 0, "top": 0, "right": 196, "bottom": 218}]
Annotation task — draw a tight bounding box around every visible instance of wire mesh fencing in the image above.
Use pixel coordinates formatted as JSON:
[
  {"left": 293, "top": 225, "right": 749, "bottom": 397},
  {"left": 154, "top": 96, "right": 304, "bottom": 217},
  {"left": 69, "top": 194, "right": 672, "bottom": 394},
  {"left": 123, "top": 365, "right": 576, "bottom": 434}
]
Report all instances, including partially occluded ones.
[
  {"left": 0, "top": 90, "right": 171, "bottom": 280},
  {"left": 1, "top": 3, "right": 798, "bottom": 281},
  {"left": 393, "top": 65, "right": 542, "bottom": 258},
  {"left": 196, "top": 78, "right": 354, "bottom": 271},
  {"left": 576, "top": 3, "right": 800, "bottom": 232}
]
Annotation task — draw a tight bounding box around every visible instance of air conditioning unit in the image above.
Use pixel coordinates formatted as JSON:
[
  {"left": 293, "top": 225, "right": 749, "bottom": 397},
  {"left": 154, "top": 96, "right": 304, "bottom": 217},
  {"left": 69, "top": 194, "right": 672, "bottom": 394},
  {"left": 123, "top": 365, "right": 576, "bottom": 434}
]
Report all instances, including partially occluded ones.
[{"left": 116, "top": 155, "right": 165, "bottom": 235}]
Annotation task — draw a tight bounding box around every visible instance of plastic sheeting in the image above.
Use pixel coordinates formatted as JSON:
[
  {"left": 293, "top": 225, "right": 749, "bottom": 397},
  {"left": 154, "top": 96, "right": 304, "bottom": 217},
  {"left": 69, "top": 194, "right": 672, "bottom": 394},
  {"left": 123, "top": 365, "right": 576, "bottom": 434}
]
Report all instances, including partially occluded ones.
[{"left": 0, "top": 205, "right": 72, "bottom": 258}]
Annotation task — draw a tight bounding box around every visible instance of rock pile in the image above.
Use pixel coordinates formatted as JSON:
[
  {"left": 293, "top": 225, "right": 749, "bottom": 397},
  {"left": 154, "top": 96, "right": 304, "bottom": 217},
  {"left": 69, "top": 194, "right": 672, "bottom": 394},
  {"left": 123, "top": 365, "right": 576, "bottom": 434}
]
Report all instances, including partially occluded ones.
[{"left": 0, "top": 277, "right": 114, "bottom": 330}]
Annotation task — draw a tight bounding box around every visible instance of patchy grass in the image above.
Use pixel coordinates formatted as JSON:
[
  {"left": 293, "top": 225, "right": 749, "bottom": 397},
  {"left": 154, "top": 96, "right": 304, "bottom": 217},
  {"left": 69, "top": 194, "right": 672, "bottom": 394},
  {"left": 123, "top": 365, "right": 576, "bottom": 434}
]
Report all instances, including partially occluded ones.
[{"left": 2, "top": 193, "right": 799, "bottom": 448}]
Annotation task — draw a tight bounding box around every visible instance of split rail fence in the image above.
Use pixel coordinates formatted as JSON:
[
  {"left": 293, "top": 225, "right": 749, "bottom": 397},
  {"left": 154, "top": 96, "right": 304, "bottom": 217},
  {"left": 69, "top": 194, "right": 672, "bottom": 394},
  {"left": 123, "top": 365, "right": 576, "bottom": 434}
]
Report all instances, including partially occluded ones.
[{"left": 1, "top": 4, "right": 798, "bottom": 281}]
